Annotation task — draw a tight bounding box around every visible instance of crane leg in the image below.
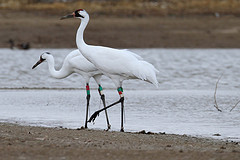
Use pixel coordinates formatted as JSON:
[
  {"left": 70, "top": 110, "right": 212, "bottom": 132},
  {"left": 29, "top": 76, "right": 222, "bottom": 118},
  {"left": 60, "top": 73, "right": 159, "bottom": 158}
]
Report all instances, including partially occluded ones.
[
  {"left": 88, "top": 97, "right": 123, "bottom": 124},
  {"left": 118, "top": 87, "right": 125, "bottom": 132},
  {"left": 98, "top": 85, "right": 111, "bottom": 130},
  {"left": 120, "top": 99, "right": 124, "bottom": 132},
  {"left": 85, "top": 83, "right": 91, "bottom": 129},
  {"left": 87, "top": 87, "right": 125, "bottom": 132}
]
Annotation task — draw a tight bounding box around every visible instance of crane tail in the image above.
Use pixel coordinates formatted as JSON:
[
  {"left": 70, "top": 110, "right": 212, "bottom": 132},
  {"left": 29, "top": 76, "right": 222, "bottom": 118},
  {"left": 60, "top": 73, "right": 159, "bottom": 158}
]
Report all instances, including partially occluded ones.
[{"left": 132, "top": 61, "right": 159, "bottom": 88}]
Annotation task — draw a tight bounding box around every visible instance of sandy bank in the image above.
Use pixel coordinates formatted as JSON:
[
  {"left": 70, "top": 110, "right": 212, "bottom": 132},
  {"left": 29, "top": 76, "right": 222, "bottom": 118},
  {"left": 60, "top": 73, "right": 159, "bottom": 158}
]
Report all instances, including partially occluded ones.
[{"left": 0, "top": 123, "right": 240, "bottom": 159}]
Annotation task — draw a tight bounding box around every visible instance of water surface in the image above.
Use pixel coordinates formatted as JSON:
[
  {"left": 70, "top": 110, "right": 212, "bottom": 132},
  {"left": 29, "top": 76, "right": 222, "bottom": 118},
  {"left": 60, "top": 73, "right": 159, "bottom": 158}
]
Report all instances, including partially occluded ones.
[{"left": 0, "top": 48, "right": 240, "bottom": 141}]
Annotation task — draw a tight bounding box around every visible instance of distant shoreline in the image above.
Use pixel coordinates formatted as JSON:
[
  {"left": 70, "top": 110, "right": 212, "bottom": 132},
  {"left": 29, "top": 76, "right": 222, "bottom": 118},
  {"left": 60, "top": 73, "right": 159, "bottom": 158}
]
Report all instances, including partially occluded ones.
[{"left": 1, "top": 9, "right": 240, "bottom": 49}]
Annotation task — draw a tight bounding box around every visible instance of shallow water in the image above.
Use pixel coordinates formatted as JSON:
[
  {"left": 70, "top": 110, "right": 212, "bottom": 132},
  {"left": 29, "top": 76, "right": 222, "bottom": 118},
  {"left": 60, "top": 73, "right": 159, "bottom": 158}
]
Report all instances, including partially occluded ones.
[
  {"left": 0, "top": 48, "right": 240, "bottom": 141},
  {"left": 1, "top": 48, "right": 240, "bottom": 90}
]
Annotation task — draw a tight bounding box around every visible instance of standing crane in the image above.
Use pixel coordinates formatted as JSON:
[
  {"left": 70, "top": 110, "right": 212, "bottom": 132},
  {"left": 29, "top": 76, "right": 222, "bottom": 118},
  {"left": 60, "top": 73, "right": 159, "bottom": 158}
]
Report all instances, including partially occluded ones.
[
  {"left": 32, "top": 49, "right": 111, "bottom": 130},
  {"left": 61, "top": 9, "right": 158, "bottom": 132}
]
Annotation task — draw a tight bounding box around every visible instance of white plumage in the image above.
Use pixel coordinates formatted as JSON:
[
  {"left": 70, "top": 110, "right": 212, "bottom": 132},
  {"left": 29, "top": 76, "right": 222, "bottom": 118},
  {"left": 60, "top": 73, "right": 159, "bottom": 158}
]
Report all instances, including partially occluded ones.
[
  {"left": 80, "top": 46, "right": 159, "bottom": 87},
  {"left": 34, "top": 50, "right": 101, "bottom": 80},
  {"left": 32, "top": 49, "right": 111, "bottom": 129},
  {"left": 61, "top": 9, "right": 159, "bottom": 131}
]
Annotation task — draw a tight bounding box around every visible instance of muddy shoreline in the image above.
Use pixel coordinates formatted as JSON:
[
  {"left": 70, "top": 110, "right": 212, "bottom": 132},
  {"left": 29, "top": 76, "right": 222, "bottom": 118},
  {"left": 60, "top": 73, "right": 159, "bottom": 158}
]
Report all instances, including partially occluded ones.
[
  {"left": 0, "top": 123, "right": 240, "bottom": 159},
  {"left": 1, "top": 10, "right": 240, "bottom": 49}
]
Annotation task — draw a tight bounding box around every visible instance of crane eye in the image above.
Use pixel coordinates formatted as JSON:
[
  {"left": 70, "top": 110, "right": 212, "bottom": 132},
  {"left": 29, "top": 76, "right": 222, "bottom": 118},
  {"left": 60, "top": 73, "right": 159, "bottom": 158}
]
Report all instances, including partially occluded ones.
[{"left": 40, "top": 55, "right": 45, "bottom": 60}]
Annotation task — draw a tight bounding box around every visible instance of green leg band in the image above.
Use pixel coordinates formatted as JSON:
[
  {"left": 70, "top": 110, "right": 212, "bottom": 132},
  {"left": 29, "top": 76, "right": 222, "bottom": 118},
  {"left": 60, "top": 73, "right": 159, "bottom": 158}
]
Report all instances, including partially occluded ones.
[
  {"left": 98, "top": 85, "right": 103, "bottom": 95},
  {"left": 99, "top": 85, "right": 103, "bottom": 91},
  {"left": 117, "top": 87, "right": 124, "bottom": 97},
  {"left": 117, "top": 87, "right": 123, "bottom": 92}
]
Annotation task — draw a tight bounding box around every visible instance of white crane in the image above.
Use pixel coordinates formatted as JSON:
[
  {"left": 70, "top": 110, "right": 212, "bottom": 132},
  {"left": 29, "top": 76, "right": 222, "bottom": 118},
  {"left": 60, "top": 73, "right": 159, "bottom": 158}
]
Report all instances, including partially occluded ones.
[
  {"left": 61, "top": 9, "right": 159, "bottom": 132},
  {"left": 32, "top": 49, "right": 111, "bottom": 130}
]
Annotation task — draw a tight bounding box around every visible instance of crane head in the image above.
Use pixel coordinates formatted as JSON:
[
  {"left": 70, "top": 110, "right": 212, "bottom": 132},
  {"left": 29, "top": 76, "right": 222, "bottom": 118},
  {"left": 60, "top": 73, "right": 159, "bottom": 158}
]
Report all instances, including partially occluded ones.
[
  {"left": 32, "top": 52, "right": 50, "bottom": 69},
  {"left": 60, "top": 9, "right": 87, "bottom": 20}
]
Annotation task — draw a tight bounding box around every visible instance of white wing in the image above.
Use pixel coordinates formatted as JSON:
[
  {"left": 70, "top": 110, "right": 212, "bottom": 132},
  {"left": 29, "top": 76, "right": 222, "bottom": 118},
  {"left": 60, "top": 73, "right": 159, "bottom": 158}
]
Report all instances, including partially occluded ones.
[
  {"left": 67, "top": 49, "right": 98, "bottom": 73},
  {"left": 85, "top": 46, "right": 158, "bottom": 86}
]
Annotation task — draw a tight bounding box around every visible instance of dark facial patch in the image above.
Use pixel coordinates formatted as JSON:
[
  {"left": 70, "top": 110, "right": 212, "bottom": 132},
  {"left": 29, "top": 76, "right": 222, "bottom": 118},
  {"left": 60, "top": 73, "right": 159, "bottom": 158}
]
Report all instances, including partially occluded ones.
[
  {"left": 75, "top": 9, "right": 84, "bottom": 18},
  {"left": 40, "top": 55, "right": 46, "bottom": 61}
]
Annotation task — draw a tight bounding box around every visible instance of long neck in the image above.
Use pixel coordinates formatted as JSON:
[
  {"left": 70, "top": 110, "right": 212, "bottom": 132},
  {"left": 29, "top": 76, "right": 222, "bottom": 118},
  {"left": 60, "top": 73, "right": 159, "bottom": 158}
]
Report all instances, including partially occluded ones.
[
  {"left": 76, "top": 18, "right": 88, "bottom": 50},
  {"left": 46, "top": 56, "right": 71, "bottom": 79}
]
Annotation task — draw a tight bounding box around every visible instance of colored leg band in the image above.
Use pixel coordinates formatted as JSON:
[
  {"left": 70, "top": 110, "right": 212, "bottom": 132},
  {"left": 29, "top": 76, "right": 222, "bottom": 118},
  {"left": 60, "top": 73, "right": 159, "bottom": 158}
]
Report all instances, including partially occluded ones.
[
  {"left": 99, "top": 85, "right": 103, "bottom": 91},
  {"left": 117, "top": 87, "right": 124, "bottom": 97},
  {"left": 86, "top": 84, "right": 90, "bottom": 95},
  {"left": 98, "top": 85, "right": 103, "bottom": 95},
  {"left": 117, "top": 87, "right": 123, "bottom": 92}
]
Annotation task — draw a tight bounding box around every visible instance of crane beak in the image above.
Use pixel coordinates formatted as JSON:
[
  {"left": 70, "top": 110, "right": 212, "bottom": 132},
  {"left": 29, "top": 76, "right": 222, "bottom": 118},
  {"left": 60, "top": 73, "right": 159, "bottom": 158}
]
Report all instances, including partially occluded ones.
[
  {"left": 60, "top": 13, "right": 75, "bottom": 20},
  {"left": 32, "top": 57, "right": 45, "bottom": 69}
]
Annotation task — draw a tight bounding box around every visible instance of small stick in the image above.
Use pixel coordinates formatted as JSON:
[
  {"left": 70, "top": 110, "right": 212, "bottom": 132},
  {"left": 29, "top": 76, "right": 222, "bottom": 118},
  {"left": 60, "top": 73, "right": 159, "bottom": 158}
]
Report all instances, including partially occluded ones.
[
  {"left": 230, "top": 100, "right": 240, "bottom": 112},
  {"left": 214, "top": 75, "right": 223, "bottom": 112}
]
